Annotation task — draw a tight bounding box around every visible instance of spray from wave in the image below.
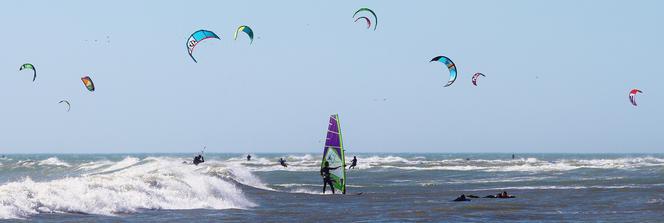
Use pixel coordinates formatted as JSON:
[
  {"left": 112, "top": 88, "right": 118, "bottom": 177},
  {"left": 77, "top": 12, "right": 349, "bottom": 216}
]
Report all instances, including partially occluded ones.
[{"left": 0, "top": 157, "right": 255, "bottom": 219}]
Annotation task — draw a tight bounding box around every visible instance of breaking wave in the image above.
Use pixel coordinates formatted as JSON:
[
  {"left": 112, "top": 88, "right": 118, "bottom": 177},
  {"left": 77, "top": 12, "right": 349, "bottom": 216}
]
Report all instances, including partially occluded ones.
[{"left": 0, "top": 157, "right": 256, "bottom": 219}]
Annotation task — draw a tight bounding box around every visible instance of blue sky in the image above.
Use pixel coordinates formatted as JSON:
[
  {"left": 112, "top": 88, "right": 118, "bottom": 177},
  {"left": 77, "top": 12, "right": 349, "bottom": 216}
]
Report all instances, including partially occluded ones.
[{"left": 0, "top": 0, "right": 662, "bottom": 153}]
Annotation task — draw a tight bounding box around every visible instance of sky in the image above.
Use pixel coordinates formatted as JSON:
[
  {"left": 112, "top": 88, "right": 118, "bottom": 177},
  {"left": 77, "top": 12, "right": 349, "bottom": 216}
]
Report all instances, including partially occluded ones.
[{"left": 0, "top": 0, "right": 662, "bottom": 153}]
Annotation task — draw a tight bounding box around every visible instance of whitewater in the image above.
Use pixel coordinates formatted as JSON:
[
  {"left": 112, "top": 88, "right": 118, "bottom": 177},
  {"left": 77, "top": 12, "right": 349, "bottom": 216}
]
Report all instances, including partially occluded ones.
[{"left": 1, "top": 153, "right": 663, "bottom": 222}]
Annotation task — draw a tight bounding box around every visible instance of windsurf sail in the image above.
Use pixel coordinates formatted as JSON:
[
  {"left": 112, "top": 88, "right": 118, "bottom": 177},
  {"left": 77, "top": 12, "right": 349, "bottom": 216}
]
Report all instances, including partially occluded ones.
[{"left": 321, "top": 114, "right": 346, "bottom": 194}]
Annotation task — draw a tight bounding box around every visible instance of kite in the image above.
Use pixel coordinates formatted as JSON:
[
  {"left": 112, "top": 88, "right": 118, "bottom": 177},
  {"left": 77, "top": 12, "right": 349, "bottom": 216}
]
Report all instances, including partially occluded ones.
[
  {"left": 19, "top": 63, "right": 37, "bottom": 82},
  {"left": 186, "top": 30, "right": 220, "bottom": 63},
  {"left": 629, "top": 89, "right": 642, "bottom": 107},
  {"left": 353, "top": 8, "right": 378, "bottom": 30},
  {"left": 354, "top": 16, "right": 371, "bottom": 29},
  {"left": 81, "top": 76, "right": 95, "bottom": 92},
  {"left": 234, "top": 25, "right": 254, "bottom": 44},
  {"left": 59, "top": 100, "right": 71, "bottom": 112},
  {"left": 430, "top": 56, "right": 458, "bottom": 87},
  {"left": 472, "top": 73, "right": 486, "bottom": 86}
]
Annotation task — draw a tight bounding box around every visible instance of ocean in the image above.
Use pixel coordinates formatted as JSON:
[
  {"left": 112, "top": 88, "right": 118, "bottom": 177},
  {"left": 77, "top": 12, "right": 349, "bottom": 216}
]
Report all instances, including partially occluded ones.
[{"left": 1, "top": 153, "right": 663, "bottom": 222}]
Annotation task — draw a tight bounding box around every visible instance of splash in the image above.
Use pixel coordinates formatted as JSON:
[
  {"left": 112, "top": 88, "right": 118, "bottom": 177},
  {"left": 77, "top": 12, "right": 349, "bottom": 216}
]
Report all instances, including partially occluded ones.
[{"left": 0, "top": 157, "right": 255, "bottom": 219}]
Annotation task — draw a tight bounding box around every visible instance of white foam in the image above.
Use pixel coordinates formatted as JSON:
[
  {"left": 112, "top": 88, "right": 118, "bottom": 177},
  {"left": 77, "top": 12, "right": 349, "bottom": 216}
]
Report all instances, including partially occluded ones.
[
  {"left": 226, "top": 155, "right": 664, "bottom": 173},
  {"left": 76, "top": 160, "right": 113, "bottom": 171},
  {"left": 207, "top": 162, "right": 272, "bottom": 190},
  {"left": 88, "top": 156, "right": 140, "bottom": 174},
  {"left": 288, "top": 188, "right": 334, "bottom": 195},
  {"left": 37, "top": 157, "right": 70, "bottom": 167},
  {"left": 0, "top": 157, "right": 255, "bottom": 219}
]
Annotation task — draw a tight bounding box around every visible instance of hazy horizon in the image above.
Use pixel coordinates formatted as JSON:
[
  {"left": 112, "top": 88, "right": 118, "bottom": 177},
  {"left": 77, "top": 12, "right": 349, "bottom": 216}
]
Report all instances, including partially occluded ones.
[{"left": 1, "top": 0, "right": 662, "bottom": 153}]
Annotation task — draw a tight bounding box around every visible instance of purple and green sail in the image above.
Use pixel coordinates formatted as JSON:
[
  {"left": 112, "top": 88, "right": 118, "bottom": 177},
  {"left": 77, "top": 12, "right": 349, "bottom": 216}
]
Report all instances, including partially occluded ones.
[{"left": 321, "top": 114, "right": 346, "bottom": 194}]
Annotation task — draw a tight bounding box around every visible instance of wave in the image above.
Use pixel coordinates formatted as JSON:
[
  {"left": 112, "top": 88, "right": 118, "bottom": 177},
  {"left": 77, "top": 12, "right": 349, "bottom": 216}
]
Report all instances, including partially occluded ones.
[
  {"left": 0, "top": 157, "right": 255, "bottom": 219},
  {"left": 224, "top": 155, "right": 664, "bottom": 173},
  {"left": 86, "top": 156, "right": 140, "bottom": 175},
  {"left": 37, "top": 157, "right": 71, "bottom": 167},
  {"left": 467, "top": 184, "right": 663, "bottom": 191}
]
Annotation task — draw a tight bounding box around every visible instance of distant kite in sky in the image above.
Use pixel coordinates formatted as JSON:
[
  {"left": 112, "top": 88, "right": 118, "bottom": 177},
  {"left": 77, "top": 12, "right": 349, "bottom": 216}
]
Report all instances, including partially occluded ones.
[
  {"left": 472, "top": 73, "right": 486, "bottom": 86},
  {"left": 629, "top": 89, "right": 642, "bottom": 107},
  {"left": 354, "top": 16, "right": 371, "bottom": 29},
  {"left": 353, "top": 8, "right": 377, "bottom": 30},
  {"left": 187, "top": 30, "right": 220, "bottom": 63},
  {"left": 430, "top": 56, "right": 458, "bottom": 87},
  {"left": 81, "top": 76, "right": 95, "bottom": 92},
  {"left": 59, "top": 100, "right": 71, "bottom": 112},
  {"left": 19, "top": 63, "right": 37, "bottom": 82},
  {"left": 234, "top": 25, "right": 254, "bottom": 44}
]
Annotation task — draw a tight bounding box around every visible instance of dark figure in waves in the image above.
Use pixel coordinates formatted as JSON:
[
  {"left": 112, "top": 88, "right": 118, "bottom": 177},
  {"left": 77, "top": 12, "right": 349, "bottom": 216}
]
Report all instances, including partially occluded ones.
[
  {"left": 348, "top": 156, "right": 358, "bottom": 169},
  {"left": 320, "top": 161, "right": 341, "bottom": 194},
  {"left": 484, "top": 191, "right": 515, "bottom": 199},
  {"left": 193, "top": 154, "right": 205, "bottom": 165},
  {"left": 453, "top": 194, "right": 471, "bottom": 202},
  {"left": 279, "top": 158, "right": 288, "bottom": 167},
  {"left": 247, "top": 154, "right": 252, "bottom": 161}
]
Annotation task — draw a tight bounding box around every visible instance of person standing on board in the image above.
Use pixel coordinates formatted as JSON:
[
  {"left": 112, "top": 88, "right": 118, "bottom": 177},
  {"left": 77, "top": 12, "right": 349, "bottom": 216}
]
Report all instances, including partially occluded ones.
[
  {"left": 320, "top": 161, "right": 341, "bottom": 194},
  {"left": 348, "top": 156, "right": 358, "bottom": 169}
]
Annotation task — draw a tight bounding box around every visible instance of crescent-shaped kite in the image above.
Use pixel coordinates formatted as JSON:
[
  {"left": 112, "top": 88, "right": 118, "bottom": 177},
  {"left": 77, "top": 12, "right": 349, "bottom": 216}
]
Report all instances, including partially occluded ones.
[
  {"left": 186, "top": 30, "right": 220, "bottom": 63},
  {"left": 353, "top": 8, "right": 377, "bottom": 30},
  {"left": 59, "top": 100, "right": 71, "bottom": 112},
  {"left": 234, "top": 25, "right": 254, "bottom": 44},
  {"left": 472, "top": 73, "right": 486, "bottom": 86},
  {"left": 19, "top": 63, "right": 36, "bottom": 82},
  {"left": 430, "top": 56, "right": 458, "bottom": 87},
  {"left": 81, "top": 76, "right": 95, "bottom": 92},
  {"left": 629, "top": 89, "right": 642, "bottom": 107},
  {"left": 354, "top": 16, "right": 371, "bottom": 29}
]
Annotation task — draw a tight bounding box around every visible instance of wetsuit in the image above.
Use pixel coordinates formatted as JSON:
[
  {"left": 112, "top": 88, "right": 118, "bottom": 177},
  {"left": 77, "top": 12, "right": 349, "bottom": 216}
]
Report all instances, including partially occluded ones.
[
  {"left": 320, "top": 165, "right": 341, "bottom": 194},
  {"left": 247, "top": 154, "right": 251, "bottom": 161},
  {"left": 454, "top": 194, "right": 470, "bottom": 202},
  {"left": 348, "top": 157, "right": 357, "bottom": 169},
  {"left": 193, "top": 155, "right": 204, "bottom": 165},
  {"left": 279, "top": 159, "right": 288, "bottom": 167}
]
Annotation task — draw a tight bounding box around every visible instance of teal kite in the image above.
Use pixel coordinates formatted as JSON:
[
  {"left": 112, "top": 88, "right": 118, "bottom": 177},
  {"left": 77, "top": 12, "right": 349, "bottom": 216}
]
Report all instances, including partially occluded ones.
[
  {"left": 430, "top": 56, "right": 458, "bottom": 87},
  {"left": 234, "top": 25, "right": 254, "bottom": 44},
  {"left": 186, "top": 30, "right": 220, "bottom": 63}
]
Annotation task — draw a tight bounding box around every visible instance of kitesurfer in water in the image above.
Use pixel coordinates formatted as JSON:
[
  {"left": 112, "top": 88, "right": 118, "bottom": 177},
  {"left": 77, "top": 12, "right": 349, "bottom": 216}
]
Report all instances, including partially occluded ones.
[
  {"left": 279, "top": 158, "right": 288, "bottom": 167},
  {"left": 348, "top": 156, "right": 358, "bottom": 169},
  {"left": 453, "top": 194, "right": 471, "bottom": 202},
  {"left": 247, "top": 154, "right": 252, "bottom": 161},
  {"left": 512, "top": 154, "right": 515, "bottom": 159},
  {"left": 193, "top": 154, "right": 205, "bottom": 165},
  {"left": 320, "top": 161, "right": 341, "bottom": 194},
  {"left": 484, "top": 191, "right": 515, "bottom": 198}
]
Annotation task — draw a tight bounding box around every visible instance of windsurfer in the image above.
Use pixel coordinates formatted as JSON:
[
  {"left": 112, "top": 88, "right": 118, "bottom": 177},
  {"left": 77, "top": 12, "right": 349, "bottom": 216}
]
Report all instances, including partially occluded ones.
[{"left": 321, "top": 161, "right": 341, "bottom": 194}]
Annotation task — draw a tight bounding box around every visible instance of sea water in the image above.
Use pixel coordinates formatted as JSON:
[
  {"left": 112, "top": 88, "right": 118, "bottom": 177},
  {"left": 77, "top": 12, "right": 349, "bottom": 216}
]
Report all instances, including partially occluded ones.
[{"left": 1, "top": 153, "right": 663, "bottom": 222}]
